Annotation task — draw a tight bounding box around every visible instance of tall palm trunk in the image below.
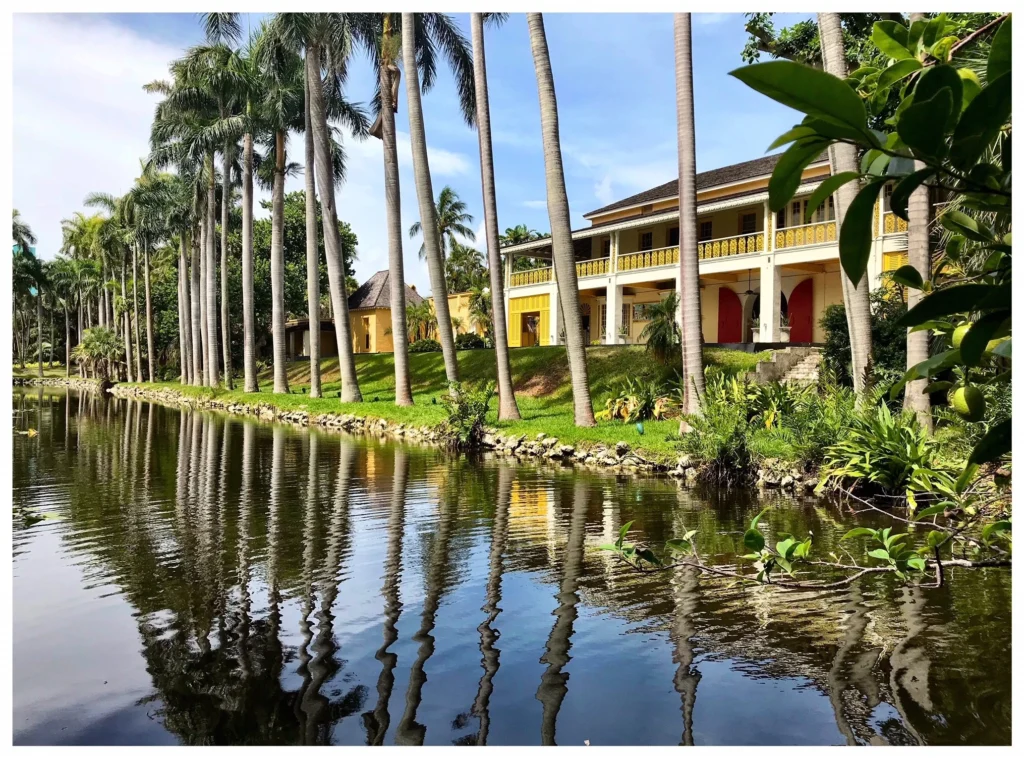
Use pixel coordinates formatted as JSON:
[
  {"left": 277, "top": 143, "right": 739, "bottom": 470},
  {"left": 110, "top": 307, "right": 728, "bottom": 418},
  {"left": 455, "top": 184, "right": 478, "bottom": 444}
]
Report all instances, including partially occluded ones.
[
  {"left": 303, "top": 69, "right": 322, "bottom": 399},
  {"left": 526, "top": 13, "right": 595, "bottom": 426},
  {"left": 206, "top": 156, "right": 221, "bottom": 387},
  {"left": 144, "top": 241, "right": 155, "bottom": 382},
  {"left": 199, "top": 210, "right": 210, "bottom": 384},
  {"left": 270, "top": 130, "right": 290, "bottom": 394},
  {"left": 903, "top": 13, "right": 932, "bottom": 432},
  {"left": 191, "top": 231, "right": 204, "bottom": 386},
  {"left": 818, "top": 13, "right": 873, "bottom": 395},
  {"left": 402, "top": 13, "right": 459, "bottom": 384},
  {"left": 241, "top": 130, "right": 259, "bottom": 393},
  {"left": 471, "top": 13, "right": 520, "bottom": 421},
  {"left": 306, "top": 47, "right": 361, "bottom": 402},
  {"left": 48, "top": 305, "right": 54, "bottom": 369},
  {"left": 121, "top": 263, "right": 134, "bottom": 383},
  {"left": 36, "top": 291, "right": 43, "bottom": 380},
  {"left": 64, "top": 306, "right": 71, "bottom": 378},
  {"left": 178, "top": 243, "right": 189, "bottom": 385},
  {"left": 132, "top": 243, "right": 143, "bottom": 380},
  {"left": 373, "top": 20, "right": 413, "bottom": 405},
  {"left": 675, "top": 14, "right": 705, "bottom": 426},
  {"left": 221, "top": 143, "right": 233, "bottom": 390}
]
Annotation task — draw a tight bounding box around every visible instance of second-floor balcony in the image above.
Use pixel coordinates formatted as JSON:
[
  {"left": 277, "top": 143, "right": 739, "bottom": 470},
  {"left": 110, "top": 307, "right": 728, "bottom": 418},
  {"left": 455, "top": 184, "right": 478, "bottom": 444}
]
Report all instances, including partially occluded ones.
[{"left": 774, "top": 220, "right": 837, "bottom": 250}]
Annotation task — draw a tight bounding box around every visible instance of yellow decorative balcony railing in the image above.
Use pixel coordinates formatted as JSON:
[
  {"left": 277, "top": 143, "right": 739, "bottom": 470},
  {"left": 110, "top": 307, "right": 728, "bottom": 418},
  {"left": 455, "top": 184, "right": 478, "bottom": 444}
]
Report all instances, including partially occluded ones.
[
  {"left": 510, "top": 266, "right": 553, "bottom": 288},
  {"left": 617, "top": 246, "right": 679, "bottom": 272},
  {"left": 774, "top": 220, "right": 837, "bottom": 250},
  {"left": 883, "top": 212, "right": 909, "bottom": 235},
  {"left": 576, "top": 257, "right": 611, "bottom": 278},
  {"left": 698, "top": 232, "right": 763, "bottom": 260}
]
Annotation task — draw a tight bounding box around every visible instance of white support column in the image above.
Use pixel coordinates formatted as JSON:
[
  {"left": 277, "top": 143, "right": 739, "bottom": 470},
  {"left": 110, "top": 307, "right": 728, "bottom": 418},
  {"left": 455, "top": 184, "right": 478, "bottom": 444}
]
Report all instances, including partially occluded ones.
[
  {"left": 606, "top": 282, "right": 620, "bottom": 344},
  {"left": 759, "top": 255, "right": 781, "bottom": 343},
  {"left": 763, "top": 198, "right": 772, "bottom": 252},
  {"left": 674, "top": 273, "right": 683, "bottom": 333},
  {"left": 549, "top": 282, "right": 561, "bottom": 345},
  {"left": 611, "top": 230, "right": 620, "bottom": 270}
]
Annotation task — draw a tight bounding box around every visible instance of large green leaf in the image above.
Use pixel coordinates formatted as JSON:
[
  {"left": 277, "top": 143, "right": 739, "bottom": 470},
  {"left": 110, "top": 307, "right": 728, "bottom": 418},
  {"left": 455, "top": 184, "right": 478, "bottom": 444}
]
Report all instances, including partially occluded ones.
[
  {"left": 743, "top": 528, "right": 765, "bottom": 553},
  {"left": 803, "top": 171, "right": 860, "bottom": 223},
  {"left": 969, "top": 419, "right": 1011, "bottom": 465},
  {"left": 768, "top": 138, "right": 829, "bottom": 212},
  {"left": 877, "top": 59, "right": 923, "bottom": 91},
  {"left": 729, "top": 61, "right": 870, "bottom": 135},
  {"left": 897, "top": 89, "right": 953, "bottom": 160},
  {"left": 950, "top": 72, "right": 1013, "bottom": 171},
  {"left": 898, "top": 284, "right": 995, "bottom": 326},
  {"left": 987, "top": 15, "right": 1012, "bottom": 84},
  {"left": 889, "top": 349, "right": 962, "bottom": 399},
  {"left": 959, "top": 68, "right": 982, "bottom": 110},
  {"left": 767, "top": 125, "right": 816, "bottom": 150},
  {"left": 889, "top": 264, "right": 923, "bottom": 289},
  {"left": 889, "top": 167, "right": 936, "bottom": 221},
  {"left": 913, "top": 65, "right": 963, "bottom": 132},
  {"left": 838, "top": 179, "right": 886, "bottom": 285},
  {"left": 961, "top": 312, "right": 1010, "bottom": 366},
  {"left": 939, "top": 210, "right": 996, "bottom": 242},
  {"left": 873, "top": 21, "right": 914, "bottom": 60}
]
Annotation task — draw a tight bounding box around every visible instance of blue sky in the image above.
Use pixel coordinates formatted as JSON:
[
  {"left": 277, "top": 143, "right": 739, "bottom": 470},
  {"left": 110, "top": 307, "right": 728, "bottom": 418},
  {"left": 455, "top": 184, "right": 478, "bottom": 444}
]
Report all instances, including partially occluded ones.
[{"left": 13, "top": 12, "right": 810, "bottom": 293}]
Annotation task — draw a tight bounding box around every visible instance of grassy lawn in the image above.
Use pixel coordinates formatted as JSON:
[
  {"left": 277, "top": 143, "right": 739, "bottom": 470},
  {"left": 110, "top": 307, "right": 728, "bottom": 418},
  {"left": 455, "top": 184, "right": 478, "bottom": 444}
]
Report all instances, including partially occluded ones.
[
  {"left": 126, "top": 346, "right": 772, "bottom": 460},
  {"left": 13, "top": 363, "right": 71, "bottom": 379}
]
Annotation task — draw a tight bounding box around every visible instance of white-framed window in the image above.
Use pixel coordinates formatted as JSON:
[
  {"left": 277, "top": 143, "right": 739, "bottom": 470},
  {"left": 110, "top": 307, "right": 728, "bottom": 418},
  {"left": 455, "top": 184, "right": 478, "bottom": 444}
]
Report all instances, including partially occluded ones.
[
  {"left": 639, "top": 231, "right": 653, "bottom": 250},
  {"left": 740, "top": 212, "right": 757, "bottom": 234},
  {"left": 698, "top": 221, "right": 713, "bottom": 241},
  {"left": 883, "top": 183, "right": 894, "bottom": 212},
  {"left": 668, "top": 227, "right": 680, "bottom": 247},
  {"left": 791, "top": 199, "right": 805, "bottom": 226},
  {"left": 601, "top": 237, "right": 611, "bottom": 257},
  {"left": 776, "top": 208, "right": 787, "bottom": 230}
]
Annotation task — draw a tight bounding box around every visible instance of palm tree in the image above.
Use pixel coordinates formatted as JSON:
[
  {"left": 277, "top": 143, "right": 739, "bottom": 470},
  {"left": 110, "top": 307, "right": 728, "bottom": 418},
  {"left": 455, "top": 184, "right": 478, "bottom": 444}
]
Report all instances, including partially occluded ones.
[
  {"left": 406, "top": 300, "right": 437, "bottom": 342},
  {"left": 352, "top": 12, "right": 413, "bottom": 405},
  {"left": 674, "top": 14, "right": 705, "bottom": 426},
  {"left": 12, "top": 210, "right": 35, "bottom": 254},
  {"left": 467, "top": 282, "right": 492, "bottom": 337},
  {"left": 400, "top": 12, "right": 464, "bottom": 383},
  {"left": 903, "top": 12, "right": 932, "bottom": 432},
  {"left": 640, "top": 291, "right": 680, "bottom": 365},
  {"left": 303, "top": 55, "right": 323, "bottom": 399},
  {"left": 49, "top": 259, "right": 75, "bottom": 377},
  {"left": 444, "top": 240, "right": 486, "bottom": 293},
  {"left": 12, "top": 218, "right": 44, "bottom": 378},
  {"left": 407, "top": 185, "right": 476, "bottom": 260},
  {"left": 499, "top": 223, "right": 542, "bottom": 246},
  {"left": 470, "top": 13, "right": 519, "bottom": 420},
  {"left": 526, "top": 13, "right": 595, "bottom": 427},
  {"left": 199, "top": 15, "right": 244, "bottom": 391},
  {"left": 817, "top": 12, "right": 873, "bottom": 396},
  {"left": 296, "top": 13, "right": 369, "bottom": 404}
]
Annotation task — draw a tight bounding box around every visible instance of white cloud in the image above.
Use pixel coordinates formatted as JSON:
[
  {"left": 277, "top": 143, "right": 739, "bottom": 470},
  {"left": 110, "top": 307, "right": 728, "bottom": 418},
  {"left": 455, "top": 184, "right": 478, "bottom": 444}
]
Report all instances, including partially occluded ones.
[
  {"left": 12, "top": 13, "right": 476, "bottom": 299},
  {"left": 694, "top": 14, "right": 731, "bottom": 26},
  {"left": 522, "top": 199, "right": 548, "bottom": 209},
  {"left": 13, "top": 14, "right": 181, "bottom": 260},
  {"left": 593, "top": 175, "right": 614, "bottom": 205}
]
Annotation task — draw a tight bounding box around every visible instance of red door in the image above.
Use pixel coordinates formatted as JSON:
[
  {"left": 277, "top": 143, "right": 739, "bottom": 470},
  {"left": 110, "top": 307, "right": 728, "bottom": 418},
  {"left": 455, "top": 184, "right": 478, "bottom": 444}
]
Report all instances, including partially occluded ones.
[
  {"left": 789, "top": 278, "right": 813, "bottom": 342},
  {"left": 717, "top": 288, "right": 742, "bottom": 343}
]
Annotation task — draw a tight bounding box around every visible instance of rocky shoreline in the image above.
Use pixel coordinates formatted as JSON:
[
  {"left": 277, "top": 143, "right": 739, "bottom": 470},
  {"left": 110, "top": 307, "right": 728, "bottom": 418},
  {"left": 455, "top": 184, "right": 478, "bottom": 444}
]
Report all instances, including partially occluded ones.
[{"left": 17, "top": 377, "right": 817, "bottom": 490}]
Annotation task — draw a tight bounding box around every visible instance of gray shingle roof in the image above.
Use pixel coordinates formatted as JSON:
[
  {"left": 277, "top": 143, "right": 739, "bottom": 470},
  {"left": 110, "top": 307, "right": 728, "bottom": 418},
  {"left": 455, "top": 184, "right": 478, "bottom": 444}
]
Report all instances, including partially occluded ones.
[
  {"left": 584, "top": 152, "right": 828, "bottom": 218},
  {"left": 348, "top": 270, "right": 424, "bottom": 311}
]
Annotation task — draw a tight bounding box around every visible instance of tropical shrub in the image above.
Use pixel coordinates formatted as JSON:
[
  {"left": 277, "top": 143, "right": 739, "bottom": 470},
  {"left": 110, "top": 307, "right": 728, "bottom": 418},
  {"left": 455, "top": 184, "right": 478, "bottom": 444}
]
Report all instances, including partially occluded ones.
[
  {"left": 820, "top": 288, "right": 908, "bottom": 388},
  {"left": 818, "top": 402, "right": 957, "bottom": 500},
  {"left": 677, "top": 397, "right": 753, "bottom": 483},
  {"left": 596, "top": 378, "right": 674, "bottom": 423},
  {"left": 638, "top": 291, "right": 680, "bottom": 364},
  {"left": 409, "top": 338, "right": 442, "bottom": 353},
  {"left": 454, "top": 332, "right": 488, "bottom": 350},
  {"left": 71, "top": 327, "right": 122, "bottom": 381},
  {"left": 436, "top": 381, "right": 495, "bottom": 449}
]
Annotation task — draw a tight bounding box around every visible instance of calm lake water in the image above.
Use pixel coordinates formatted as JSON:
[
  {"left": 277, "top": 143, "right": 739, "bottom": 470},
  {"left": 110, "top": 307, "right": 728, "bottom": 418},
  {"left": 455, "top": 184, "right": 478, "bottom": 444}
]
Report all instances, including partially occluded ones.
[{"left": 12, "top": 388, "right": 1011, "bottom": 746}]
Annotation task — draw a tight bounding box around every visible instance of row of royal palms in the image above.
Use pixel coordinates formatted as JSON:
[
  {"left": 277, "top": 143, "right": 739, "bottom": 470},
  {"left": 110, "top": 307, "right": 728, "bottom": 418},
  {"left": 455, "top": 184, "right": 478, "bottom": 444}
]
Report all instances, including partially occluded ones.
[{"left": 51, "top": 12, "right": 714, "bottom": 432}]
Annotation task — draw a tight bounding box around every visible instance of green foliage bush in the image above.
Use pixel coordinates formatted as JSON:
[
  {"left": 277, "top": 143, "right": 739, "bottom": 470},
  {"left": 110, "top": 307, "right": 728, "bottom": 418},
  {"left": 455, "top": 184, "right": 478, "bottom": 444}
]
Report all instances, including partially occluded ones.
[
  {"left": 437, "top": 381, "right": 495, "bottom": 449},
  {"left": 454, "top": 332, "right": 488, "bottom": 350},
  {"left": 819, "top": 401, "right": 956, "bottom": 499},
  {"left": 409, "top": 338, "right": 442, "bottom": 353},
  {"left": 820, "top": 288, "right": 908, "bottom": 388}
]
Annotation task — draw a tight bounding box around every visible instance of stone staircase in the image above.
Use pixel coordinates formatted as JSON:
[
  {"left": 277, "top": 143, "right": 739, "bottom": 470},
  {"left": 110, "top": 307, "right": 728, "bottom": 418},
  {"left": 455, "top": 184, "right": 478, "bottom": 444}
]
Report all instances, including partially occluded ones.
[{"left": 746, "top": 347, "right": 822, "bottom": 386}]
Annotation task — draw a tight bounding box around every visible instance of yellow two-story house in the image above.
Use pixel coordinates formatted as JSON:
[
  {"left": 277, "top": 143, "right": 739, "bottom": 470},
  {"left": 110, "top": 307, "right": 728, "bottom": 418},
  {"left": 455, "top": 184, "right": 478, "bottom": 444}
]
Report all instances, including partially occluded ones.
[{"left": 501, "top": 153, "right": 913, "bottom": 348}]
